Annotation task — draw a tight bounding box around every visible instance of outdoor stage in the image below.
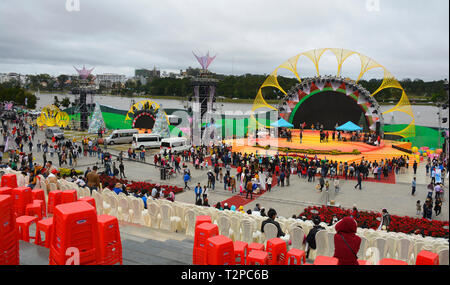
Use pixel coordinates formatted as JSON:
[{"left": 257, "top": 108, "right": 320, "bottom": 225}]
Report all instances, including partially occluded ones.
[{"left": 225, "top": 129, "right": 416, "bottom": 165}]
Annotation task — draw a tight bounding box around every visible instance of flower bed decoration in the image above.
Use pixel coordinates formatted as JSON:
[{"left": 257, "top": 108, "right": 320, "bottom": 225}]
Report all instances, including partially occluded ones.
[
  {"left": 99, "top": 174, "right": 183, "bottom": 198},
  {"left": 300, "top": 205, "right": 449, "bottom": 238}
]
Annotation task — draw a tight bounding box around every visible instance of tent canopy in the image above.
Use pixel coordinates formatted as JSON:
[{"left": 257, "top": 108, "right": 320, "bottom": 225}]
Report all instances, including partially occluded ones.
[
  {"left": 270, "top": 118, "right": 294, "bottom": 128},
  {"left": 336, "top": 121, "right": 363, "bottom": 131}
]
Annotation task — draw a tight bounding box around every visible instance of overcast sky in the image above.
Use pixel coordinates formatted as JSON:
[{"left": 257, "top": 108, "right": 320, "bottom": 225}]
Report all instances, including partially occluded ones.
[{"left": 0, "top": 0, "right": 448, "bottom": 81}]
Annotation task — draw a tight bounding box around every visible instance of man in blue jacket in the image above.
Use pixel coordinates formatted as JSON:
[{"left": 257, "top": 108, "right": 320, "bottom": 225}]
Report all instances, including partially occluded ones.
[
  {"left": 194, "top": 183, "right": 202, "bottom": 203},
  {"left": 184, "top": 172, "right": 191, "bottom": 190}
]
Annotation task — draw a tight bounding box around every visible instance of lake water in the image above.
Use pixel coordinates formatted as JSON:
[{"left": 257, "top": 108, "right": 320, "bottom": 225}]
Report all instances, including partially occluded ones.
[{"left": 35, "top": 93, "right": 447, "bottom": 128}]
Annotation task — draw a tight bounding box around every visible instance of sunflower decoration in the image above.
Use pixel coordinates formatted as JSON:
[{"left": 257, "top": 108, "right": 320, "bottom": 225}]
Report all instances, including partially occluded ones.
[{"left": 36, "top": 104, "right": 70, "bottom": 128}]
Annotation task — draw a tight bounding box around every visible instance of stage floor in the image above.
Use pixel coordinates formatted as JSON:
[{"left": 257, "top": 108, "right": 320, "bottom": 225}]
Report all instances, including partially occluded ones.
[{"left": 225, "top": 130, "right": 416, "bottom": 165}]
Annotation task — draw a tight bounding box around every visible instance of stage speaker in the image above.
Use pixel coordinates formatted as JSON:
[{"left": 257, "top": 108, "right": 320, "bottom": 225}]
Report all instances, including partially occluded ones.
[{"left": 376, "top": 122, "right": 381, "bottom": 136}]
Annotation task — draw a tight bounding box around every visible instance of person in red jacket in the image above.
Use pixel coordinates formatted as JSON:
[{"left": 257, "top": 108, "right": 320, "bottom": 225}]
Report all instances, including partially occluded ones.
[{"left": 333, "top": 216, "right": 361, "bottom": 265}]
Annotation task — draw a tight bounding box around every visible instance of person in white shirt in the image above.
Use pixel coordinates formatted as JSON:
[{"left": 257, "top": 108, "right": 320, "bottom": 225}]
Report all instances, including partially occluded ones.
[{"left": 334, "top": 177, "right": 340, "bottom": 193}]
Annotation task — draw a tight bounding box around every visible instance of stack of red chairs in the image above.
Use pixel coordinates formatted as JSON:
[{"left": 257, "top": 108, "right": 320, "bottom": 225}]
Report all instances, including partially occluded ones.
[
  {"left": 61, "top": 190, "right": 77, "bottom": 204},
  {"left": 266, "top": 238, "right": 287, "bottom": 265},
  {"left": 193, "top": 222, "right": 218, "bottom": 265},
  {"left": 1, "top": 174, "right": 18, "bottom": 188},
  {"left": 97, "top": 215, "right": 122, "bottom": 265},
  {"left": 12, "top": 187, "right": 33, "bottom": 217},
  {"left": 47, "top": 190, "right": 62, "bottom": 214},
  {"left": 49, "top": 201, "right": 101, "bottom": 265},
  {"left": 416, "top": 250, "right": 439, "bottom": 265},
  {"left": 0, "top": 186, "right": 12, "bottom": 195},
  {"left": 0, "top": 195, "right": 19, "bottom": 265},
  {"left": 31, "top": 189, "right": 46, "bottom": 217},
  {"left": 207, "top": 235, "right": 235, "bottom": 265}
]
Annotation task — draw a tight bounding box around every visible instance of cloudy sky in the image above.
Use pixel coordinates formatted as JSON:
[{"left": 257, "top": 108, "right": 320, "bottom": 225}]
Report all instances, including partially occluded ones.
[{"left": 0, "top": 0, "right": 448, "bottom": 80}]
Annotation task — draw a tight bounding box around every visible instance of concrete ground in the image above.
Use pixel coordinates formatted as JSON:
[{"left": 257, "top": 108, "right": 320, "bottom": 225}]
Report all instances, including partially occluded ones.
[{"left": 6, "top": 127, "right": 448, "bottom": 221}]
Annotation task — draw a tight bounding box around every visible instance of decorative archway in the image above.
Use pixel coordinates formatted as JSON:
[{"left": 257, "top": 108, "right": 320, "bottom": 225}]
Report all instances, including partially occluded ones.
[{"left": 252, "top": 48, "right": 415, "bottom": 138}]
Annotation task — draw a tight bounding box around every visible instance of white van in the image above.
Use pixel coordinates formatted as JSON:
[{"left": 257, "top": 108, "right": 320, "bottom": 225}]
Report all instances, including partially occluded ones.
[
  {"left": 105, "top": 129, "right": 139, "bottom": 145},
  {"left": 160, "top": 137, "right": 190, "bottom": 153},
  {"left": 132, "top": 133, "right": 162, "bottom": 150},
  {"left": 45, "top": 127, "right": 64, "bottom": 139}
]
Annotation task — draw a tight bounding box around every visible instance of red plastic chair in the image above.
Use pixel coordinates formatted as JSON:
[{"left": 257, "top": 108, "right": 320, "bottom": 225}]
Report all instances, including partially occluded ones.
[
  {"left": 248, "top": 242, "right": 265, "bottom": 253},
  {"left": 12, "top": 187, "right": 33, "bottom": 217},
  {"left": 31, "top": 189, "right": 45, "bottom": 201},
  {"left": 49, "top": 201, "right": 100, "bottom": 265},
  {"left": 36, "top": 217, "right": 53, "bottom": 248},
  {"left": 25, "top": 202, "right": 43, "bottom": 220},
  {"left": 233, "top": 240, "right": 248, "bottom": 265},
  {"left": 0, "top": 194, "right": 19, "bottom": 265},
  {"left": 378, "top": 258, "right": 408, "bottom": 265},
  {"left": 97, "top": 215, "right": 122, "bottom": 265},
  {"left": 61, "top": 190, "right": 77, "bottom": 204},
  {"left": 0, "top": 194, "right": 15, "bottom": 235},
  {"left": 313, "top": 256, "right": 339, "bottom": 265},
  {"left": 247, "top": 250, "right": 269, "bottom": 265},
  {"left": 195, "top": 215, "right": 212, "bottom": 228},
  {"left": 266, "top": 238, "right": 287, "bottom": 265},
  {"left": 416, "top": 250, "right": 439, "bottom": 265},
  {"left": 47, "top": 190, "right": 62, "bottom": 214},
  {"left": 1, "top": 174, "right": 18, "bottom": 188},
  {"left": 16, "top": 215, "right": 38, "bottom": 242},
  {"left": 0, "top": 186, "right": 12, "bottom": 195},
  {"left": 206, "top": 235, "right": 235, "bottom": 265},
  {"left": 79, "top": 197, "right": 96, "bottom": 209},
  {"left": 286, "top": 248, "right": 306, "bottom": 265},
  {"left": 195, "top": 222, "right": 218, "bottom": 248}
]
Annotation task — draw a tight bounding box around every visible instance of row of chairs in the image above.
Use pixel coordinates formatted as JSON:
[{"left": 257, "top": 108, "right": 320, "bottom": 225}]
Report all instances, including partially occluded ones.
[{"left": 6, "top": 169, "right": 447, "bottom": 265}]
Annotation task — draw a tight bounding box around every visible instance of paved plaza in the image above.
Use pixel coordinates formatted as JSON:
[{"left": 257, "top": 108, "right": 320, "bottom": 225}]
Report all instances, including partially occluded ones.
[{"left": 19, "top": 129, "right": 449, "bottom": 222}]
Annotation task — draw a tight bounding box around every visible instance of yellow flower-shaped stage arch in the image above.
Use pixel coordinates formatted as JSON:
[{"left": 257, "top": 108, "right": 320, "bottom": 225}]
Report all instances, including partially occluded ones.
[{"left": 36, "top": 105, "right": 70, "bottom": 128}]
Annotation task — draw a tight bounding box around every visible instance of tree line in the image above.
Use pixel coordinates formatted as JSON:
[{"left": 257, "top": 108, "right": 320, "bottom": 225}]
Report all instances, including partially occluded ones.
[{"left": 0, "top": 82, "right": 37, "bottom": 109}]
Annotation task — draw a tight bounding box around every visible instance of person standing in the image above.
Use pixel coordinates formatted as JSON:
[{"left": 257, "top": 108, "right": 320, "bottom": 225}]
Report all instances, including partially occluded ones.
[
  {"left": 299, "top": 131, "right": 303, "bottom": 144},
  {"left": 334, "top": 177, "right": 340, "bottom": 193},
  {"left": 183, "top": 171, "right": 191, "bottom": 190},
  {"left": 86, "top": 166, "right": 100, "bottom": 194},
  {"left": 411, "top": 177, "right": 417, "bottom": 196},
  {"left": 354, "top": 173, "right": 362, "bottom": 190},
  {"left": 194, "top": 183, "right": 202, "bottom": 202},
  {"left": 413, "top": 160, "right": 418, "bottom": 175},
  {"left": 434, "top": 198, "right": 442, "bottom": 216},
  {"left": 378, "top": 209, "right": 391, "bottom": 231},
  {"left": 199, "top": 183, "right": 207, "bottom": 199},
  {"left": 246, "top": 180, "right": 253, "bottom": 200},
  {"left": 416, "top": 200, "right": 422, "bottom": 217}
]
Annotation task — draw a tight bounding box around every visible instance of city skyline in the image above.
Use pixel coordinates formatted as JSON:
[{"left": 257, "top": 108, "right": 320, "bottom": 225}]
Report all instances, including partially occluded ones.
[{"left": 0, "top": 0, "right": 448, "bottom": 81}]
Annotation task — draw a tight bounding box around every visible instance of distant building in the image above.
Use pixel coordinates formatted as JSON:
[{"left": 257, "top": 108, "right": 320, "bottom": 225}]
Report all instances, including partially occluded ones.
[
  {"left": 135, "top": 68, "right": 160, "bottom": 78},
  {"left": 0, "top": 72, "right": 25, "bottom": 85},
  {"left": 95, "top": 73, "right": 127, "bottom": 89}
]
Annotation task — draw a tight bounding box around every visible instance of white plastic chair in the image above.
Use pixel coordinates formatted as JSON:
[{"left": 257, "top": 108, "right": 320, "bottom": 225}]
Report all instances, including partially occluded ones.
[
  {"left": 262, "top": 223, "right": 278, "bottom": 244},
  {"left": 374, "top": 237, "right": 388, "bottom": 260},
  {"left": 240, "top": 219, "right": 262, "bottom": 244},
  {"left": 385, "top": 236, "right": 398, "bottom": 259},
  {"left": 148, "top": 201, "right": 161, "bottom": 229},
  {"left": 438, "top": 248, "right": 449, "bottom": 265},
  {"left": 327, "top": 231, "right": 335, "bottom": 257},
  {"left": 217, "top": 215, "right": 233, "bottom": 238},
  {"left": 160, "top": 203, "right": 173, "bottom": 231},
  {"left": 357, "top": 235, "right": 369, "bottom": 260},
  {"left": 91, "top": 190, "right": 103, "bottom": 215},
  {"left": 396, "top": 238, "right": 412, "bottom": 263},
  {"left": 289, "top": 226, "right": 305, "bottom": 250},
  {"left": 184, "top": 209, "right": 197, "bottom": 237},
  {"left": 117, "top": 195, "right": 131, "bottom": 222},
  {"left": 315, "top": 230, "right": 329, "bottom": 257},
  {"left": 108, "top": 194, "right": 119, "bottom": 218},
  {"left": 230, "top": 215, "right": 241, "bottom": 241}
]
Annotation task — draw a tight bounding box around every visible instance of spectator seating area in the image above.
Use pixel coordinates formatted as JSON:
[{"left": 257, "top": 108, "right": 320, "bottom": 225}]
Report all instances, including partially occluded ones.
[{"left": 1, "top": 168, "right": 449, "bottom": 265}]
